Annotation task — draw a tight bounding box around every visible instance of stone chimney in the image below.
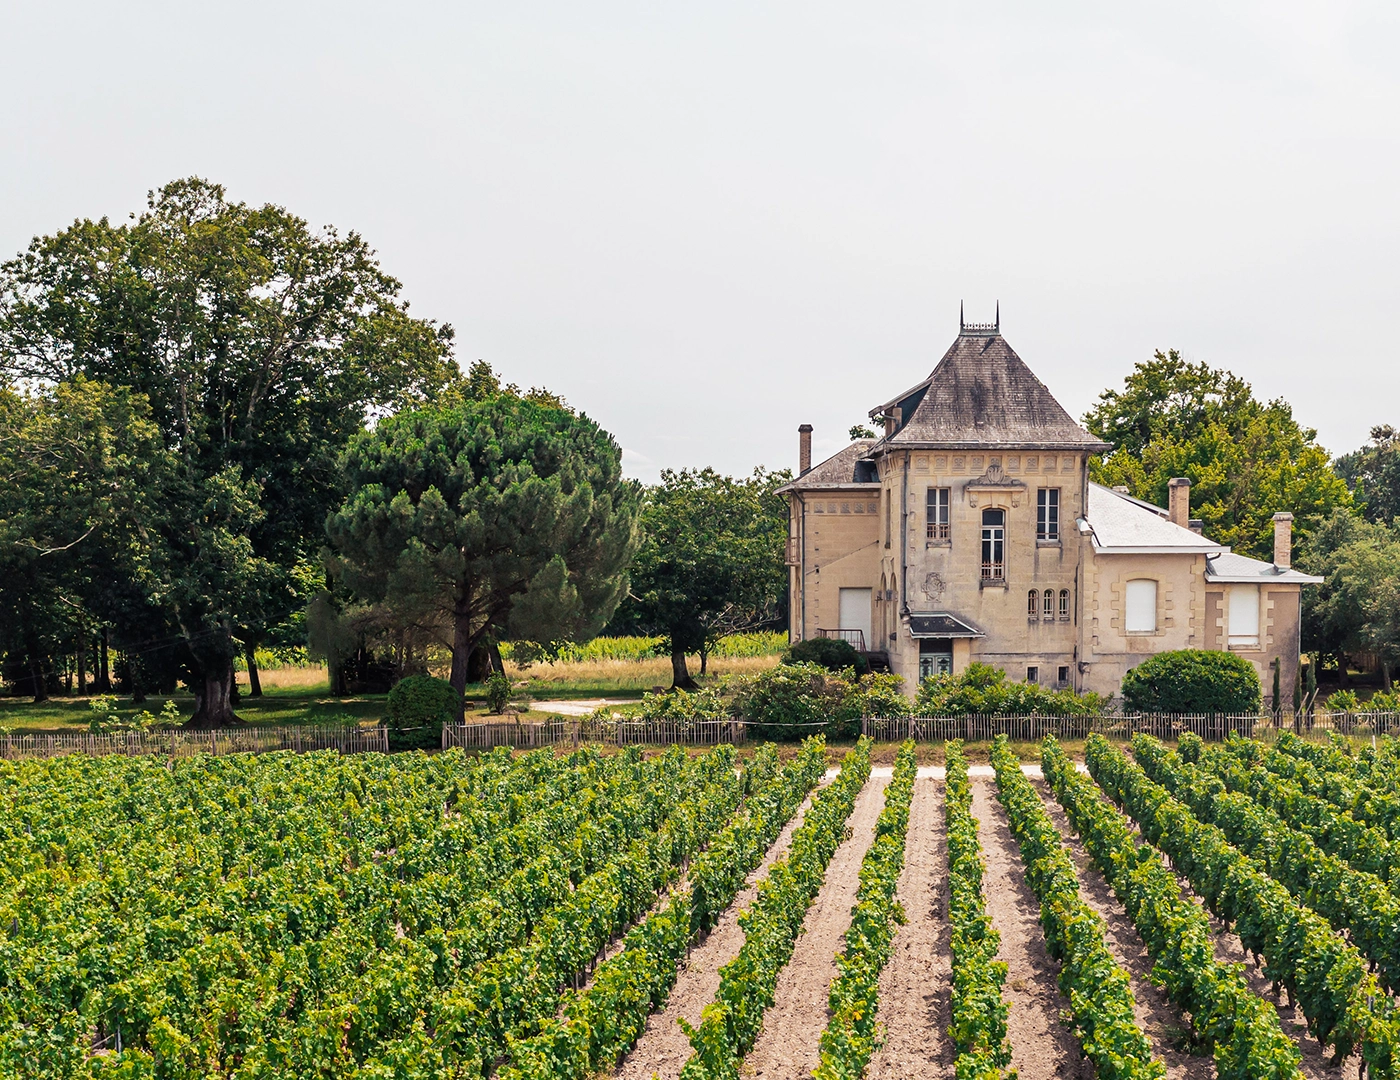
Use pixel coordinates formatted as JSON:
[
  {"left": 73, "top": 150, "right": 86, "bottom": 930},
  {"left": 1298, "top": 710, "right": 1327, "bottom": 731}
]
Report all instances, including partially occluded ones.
[
  {"left": 884, "top": 406, "right": 902, "bottom": 437},
  {"left": 1189, "top": 519, "right": 1204, "bottom": 535},
  {"left": 1273, "top": 512, "right": 1293, "bottom": 569},
  {"left": 1168, "top": 477, "right": 1191, "bottom": 529},
  {"left": 798, "top": 424, "right": 813, "bottom": 476}
]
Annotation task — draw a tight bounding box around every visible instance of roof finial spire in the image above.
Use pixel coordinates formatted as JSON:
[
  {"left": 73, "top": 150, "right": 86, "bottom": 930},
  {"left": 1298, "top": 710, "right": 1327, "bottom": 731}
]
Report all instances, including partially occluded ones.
[
  {"left": 995, "top": 300, "right": 999, "bottom": 329},
  {"left": 960, "top": 300, "right": 964, "bottom": 330}
]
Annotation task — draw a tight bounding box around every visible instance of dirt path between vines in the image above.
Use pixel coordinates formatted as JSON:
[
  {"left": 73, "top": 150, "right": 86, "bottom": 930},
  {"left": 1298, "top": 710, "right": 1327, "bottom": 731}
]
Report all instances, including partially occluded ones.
[
  {"left": 973, "top": 781, "right": 1094, "bottom": 1080},
  {"left": 613, "top": 782, "right": 827, "bottom": 1080},
  {"left": 865, "top": 776, "right": 953, "bottom": 1080},
  {"left": 742, "top": 773, "right": 889, "bottom": 1078},
  {"left": 1034, "top": 780, "right": 1213, "bottom": 1080}
]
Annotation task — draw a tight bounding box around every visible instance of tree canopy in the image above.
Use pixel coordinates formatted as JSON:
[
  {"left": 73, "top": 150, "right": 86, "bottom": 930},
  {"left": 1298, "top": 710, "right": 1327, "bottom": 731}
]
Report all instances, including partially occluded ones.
[
  {"left": 1336, "top": 425, "right": 1400, "bottom": 527},
  {"left": 324, "top": 394, "right": 641, "bottom": 705},
  {"left": 0, "top": 178, "right": 457, "bottom": 723},
  {"left": 1300, "top": 509, "right": 1400, "bottom": 686},
  {"left": 610, "top": 467, "right": 790, "bottom": 688},
  {"left": 1084, "top": 349, "right": 1351, "bottom": 560}
]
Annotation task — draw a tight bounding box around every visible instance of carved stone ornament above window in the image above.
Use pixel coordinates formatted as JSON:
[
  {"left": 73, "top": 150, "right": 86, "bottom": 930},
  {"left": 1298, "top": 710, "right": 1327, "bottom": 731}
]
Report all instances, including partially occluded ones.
[{"left": 963, "top": 462, "right": 1028, "bottom": 507}]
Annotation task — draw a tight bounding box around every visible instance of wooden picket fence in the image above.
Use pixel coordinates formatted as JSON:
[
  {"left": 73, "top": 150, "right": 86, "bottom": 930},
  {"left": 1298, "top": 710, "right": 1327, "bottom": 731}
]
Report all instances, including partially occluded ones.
[
  {"left": 442, "top": 718, "right": 748, "bottom": 751},
  {"left": 861, "top": 710, "right": 1400, "bottom": 744},
  {"left": 0, "top": 723, "right": 389, "bottom": 761}
]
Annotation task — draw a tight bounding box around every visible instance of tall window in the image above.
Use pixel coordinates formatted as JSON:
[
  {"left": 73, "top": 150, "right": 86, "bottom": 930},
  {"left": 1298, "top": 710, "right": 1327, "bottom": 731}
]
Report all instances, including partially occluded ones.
[
  {"left": 1043, "top": 589, "right": 1054, "bottom": 619},
  {"left": 1037, "top": 488, "right": 1060, "bottom": 541},
  {"left": 1125, "top": 579, "right": 1158, "bottom": 634},
  {"left": 1228, "top": 585, "right": 1261, "bottom": 648},
  {"left": 1027, "top": 590, "right": 1038, "bottom": 617},
  {"left": 1059, "top": 589, "right": 1071, "bottom": 620},
  {"left": 927, "top": 488, "right": 950, "bottom": 540},
  {"left": 981, "top": 508, "right": 1005, "bottom": 580}
]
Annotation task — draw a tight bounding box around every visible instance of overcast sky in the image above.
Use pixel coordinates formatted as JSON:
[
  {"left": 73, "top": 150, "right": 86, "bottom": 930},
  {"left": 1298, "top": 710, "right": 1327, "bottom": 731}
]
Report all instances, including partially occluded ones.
[{"left": 3, "top": 1, "right": 1397, "bottom": 482}]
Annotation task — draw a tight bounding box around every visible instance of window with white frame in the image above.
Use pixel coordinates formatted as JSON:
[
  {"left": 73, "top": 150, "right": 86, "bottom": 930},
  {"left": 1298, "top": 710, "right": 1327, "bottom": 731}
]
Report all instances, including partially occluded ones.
[
  {"left": 1228, "top": 584, "right": 1261, "bottom": 648},
  {"left": 1059, "top": 589, "right": 1071, "bottom": 620},
  {"left": 927, "top": 487, "right": 950, "bottom": 540},
  {"left": 1037, "top": 488, "right": 1060, "bottom": 541},
  {"left": 981, "top": 508, "right": 1005, "bottom": 579},
  {"left": 1124, "top": 579, "right": 1158, "bottom": 634},
  {"left": 1042, "top": 589, "right": 1054, "bottom": 620}
]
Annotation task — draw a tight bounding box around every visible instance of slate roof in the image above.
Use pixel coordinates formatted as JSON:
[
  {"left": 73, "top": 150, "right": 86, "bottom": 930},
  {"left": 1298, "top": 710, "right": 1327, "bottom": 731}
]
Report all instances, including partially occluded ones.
[
  {"left": 869, "top": 328, "right": 1112, "bottom": 452},
  {"left": 907, "top": 613, "right": 984, "bottom": 638},
  {"left": 1204, "top": 550, "right": 1323, "bottom": 585},
  {"left": 1084, "top": 483, "right": 1223, "bottom": 553},
  {"left": 777, "top": 439, "right": 880, "bottom": 493}
]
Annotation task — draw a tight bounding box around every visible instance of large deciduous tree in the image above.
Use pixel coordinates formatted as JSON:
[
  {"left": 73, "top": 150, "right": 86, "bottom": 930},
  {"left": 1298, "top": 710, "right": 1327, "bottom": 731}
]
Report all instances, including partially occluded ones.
[
  {"left": 0, "top": 379, "right": 170, "bottom": 700},
  {"left": 611, "top": 467, "right": 790, "bottom": 690},
  {"left": 1084, "top": 350, "right": 1351, "bottom": 560},
  {"left": 324, "top": 395, "right": 641, "bottom": 707},
  {"left": 0, "top": 178, "right": 456, "bottom": 724},
  {"left": 1300, "top": 509, "right": 1400, "bottom": 688},
  {"left": 1336, "top": 425, "right": 1400, "bottom": 527}
]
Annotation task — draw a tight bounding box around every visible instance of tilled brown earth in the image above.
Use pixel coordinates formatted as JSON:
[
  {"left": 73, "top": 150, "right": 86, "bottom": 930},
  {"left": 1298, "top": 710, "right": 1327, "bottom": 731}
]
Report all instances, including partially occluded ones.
[
  {"left": 865, "top": 776, "right": 953, "bottom": 1080},
  {"left": 743, "top": 774, "right": 889, "bottom": 1078},
  {"left": 613, "top": 783, "right": 827, "bottom": 1080},
  {"left": 1033, "top": 780, "right": 1214, "bottom": 1080},
  {"left": 972, "top": 781, "right": 1095, "bottom": 1080}
]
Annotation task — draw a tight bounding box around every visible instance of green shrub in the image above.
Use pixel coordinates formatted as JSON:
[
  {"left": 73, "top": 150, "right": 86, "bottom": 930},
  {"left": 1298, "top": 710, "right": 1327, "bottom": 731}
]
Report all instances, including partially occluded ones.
[
  {"left": 784, "top": 636, "right": 869, "bottom": 676},
  {"left": 734, "top": 661, "right": 854, "bottom": 740},
  {"left": 915, "top": 662, "right": 1102, "bottom": 716},
  {"left": 636, "top": 686, "right": 730, "bottom": 723},
  {"left": 1120, "top": 650, "right": 1261, "bottom": 715},
  {"left": 385, "top": 674, "right": 459, "bottom": 750},
  {"left": 843, "top": 672, "right": 912, "bottom": 722},
  {"left": 1325, "top": 688, "right": 1360, "bottom": 713},
  {"left": 1370, "top": 689, "right": 1400, "bottom": 711},
  {"left": 484, "top": 673, "right": 513, "bottom": 715}
]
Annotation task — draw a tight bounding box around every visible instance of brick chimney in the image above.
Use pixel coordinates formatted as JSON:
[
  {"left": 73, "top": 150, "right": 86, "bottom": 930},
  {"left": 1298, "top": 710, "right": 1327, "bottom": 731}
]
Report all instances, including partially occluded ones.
[
  {"left": 1168, "top": 477, "right": 1191, "bottom": 528},
  {"left": 798, "top": 424, "right": 813, "bottom": 475},
  {"left": 1273, "top": 512, "right": 1293, "bottom": 569}
]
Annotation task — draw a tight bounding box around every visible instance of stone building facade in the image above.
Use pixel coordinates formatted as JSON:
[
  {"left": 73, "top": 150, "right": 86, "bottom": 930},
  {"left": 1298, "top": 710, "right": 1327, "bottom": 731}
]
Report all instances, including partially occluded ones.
[{"left": 781, "top": 318, "right": 1319, "bottom": 702}]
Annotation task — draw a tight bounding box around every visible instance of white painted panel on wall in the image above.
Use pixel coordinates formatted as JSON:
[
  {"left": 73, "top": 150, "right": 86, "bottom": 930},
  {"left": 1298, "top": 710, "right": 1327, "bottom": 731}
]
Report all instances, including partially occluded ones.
[
  {"left": 1125, "top": 579, "right": 1157, "bottom": 634},
  {"left": 838, "top": 588, "right": 873, "bottom": 652},
  {"left": 1228, "top": 584, "right": 1260, "bottom": 647}
]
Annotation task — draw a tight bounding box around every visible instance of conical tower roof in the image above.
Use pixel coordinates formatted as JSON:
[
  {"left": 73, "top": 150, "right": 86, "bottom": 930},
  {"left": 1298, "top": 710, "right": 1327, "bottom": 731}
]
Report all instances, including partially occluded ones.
[{"left": 869, "top": 324, "right": 1111, "bottom": 452}]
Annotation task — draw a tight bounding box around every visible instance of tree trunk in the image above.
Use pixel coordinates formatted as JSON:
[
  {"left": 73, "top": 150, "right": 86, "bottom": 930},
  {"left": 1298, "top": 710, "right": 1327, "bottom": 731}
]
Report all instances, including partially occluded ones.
[
  {"left": 29, "top": 653, "right": 47, "bottom": 703},
  {"left": 1339, "top": 656, "right": 1350, "bottom": 687},
  {"left": 449, "top": 608, "right": 475, "bottom": 721},
  {"left": 185, "top": 665, "right": 243, "bottom": 728},
  {"left": 77, "top": 637, "right": 87, "bottom": 696},
  {"left": 466, "top": 644, "right": 494, "bottom": 684},
  {"left": 699, "top": 644, "right": 709, "bottom": 677},
  {"left": 228, "top": 659, "right": 240, "bottom": 705},
  {"left": 671, "top": 647, "right": 697, "bottom": 690},
  {"left": 244, "top": 642, "right": 263, "bottom": 697},
  {"left": 98, "top": 627, "right": 111, "bottom": 692},
  {"left": 1384, "top": 662, "right": 1394, "bottom": 692}
]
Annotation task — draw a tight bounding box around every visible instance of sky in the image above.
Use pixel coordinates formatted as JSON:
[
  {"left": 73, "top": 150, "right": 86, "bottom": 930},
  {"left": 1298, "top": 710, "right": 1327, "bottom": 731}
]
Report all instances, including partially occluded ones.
[{"left": 3, "top": 1, "right": 1398, "bottom": 483}]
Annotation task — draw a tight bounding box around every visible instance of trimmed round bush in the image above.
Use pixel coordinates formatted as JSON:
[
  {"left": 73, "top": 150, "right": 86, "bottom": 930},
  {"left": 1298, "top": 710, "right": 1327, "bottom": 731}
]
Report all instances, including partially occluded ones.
[
  {"left": 385, "top": 674, "right": 459, "bottom": 750},
  {"left": 784, "top": 636, "right": 868, "bottom": 676},
  {"left": 1120, "top": 650, "right": 1261, "bottom": 715}
]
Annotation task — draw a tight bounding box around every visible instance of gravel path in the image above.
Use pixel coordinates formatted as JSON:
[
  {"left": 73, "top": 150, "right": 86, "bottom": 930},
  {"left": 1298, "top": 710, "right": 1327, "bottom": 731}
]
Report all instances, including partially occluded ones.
[
  {"left": 865, "top": 776, "right": 954, "bottom": 1079},
  {"left": 613, "top": 783, "right": 826, "bottom": 1080},
  {"left": 972, "top": 780, "right": 1094, "bottom": 1080},
  {"left": 743, "top": 774, "right": 890, "bottom": 1079},
  {"left": 1034, "top": 779, "right": 1213, "bottom": 1080}
]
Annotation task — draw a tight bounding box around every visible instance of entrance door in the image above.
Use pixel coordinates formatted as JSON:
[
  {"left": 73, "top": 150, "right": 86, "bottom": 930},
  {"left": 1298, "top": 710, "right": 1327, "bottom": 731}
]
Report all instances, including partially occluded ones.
[
  {"left": 838, "top": 588, "right": 873, "bottom": 652},
  {"left": 919, "top": 638, "right": 954, "bottom": 680}
]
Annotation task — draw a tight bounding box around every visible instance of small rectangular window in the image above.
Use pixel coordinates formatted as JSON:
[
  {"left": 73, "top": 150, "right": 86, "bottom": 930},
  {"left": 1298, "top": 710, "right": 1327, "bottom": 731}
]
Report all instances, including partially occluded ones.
[
  {"left": 926, "top": 487, "right": 950, "bottom": 540},
  {"left": 1026, "top": 666, "right": 1039, "bottom": 684},
  {"left": 1228, "top": 584, "right": 1261, "bottom": 648},
  {"left": 1037, "top": 488, "right": 1060, "bottom": 541},
  {"left": 1058, "top": 665, "right": 1070, "bottom": 685}
]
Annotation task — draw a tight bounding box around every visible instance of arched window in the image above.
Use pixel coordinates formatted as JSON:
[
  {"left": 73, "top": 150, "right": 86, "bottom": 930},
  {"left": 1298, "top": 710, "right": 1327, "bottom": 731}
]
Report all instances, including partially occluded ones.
[
  {"left": 1043, "top": 589, "right": 1054, "bottom": 619},
  {"left": 1027, "top": 590, "right": 1038, "bottom": 617},
  {"left": 1059, "top": 589, "right": 1071, "bottom": 620},
  {"left": 981, "top": 508, "right": 1005, "bottom": 579}
]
